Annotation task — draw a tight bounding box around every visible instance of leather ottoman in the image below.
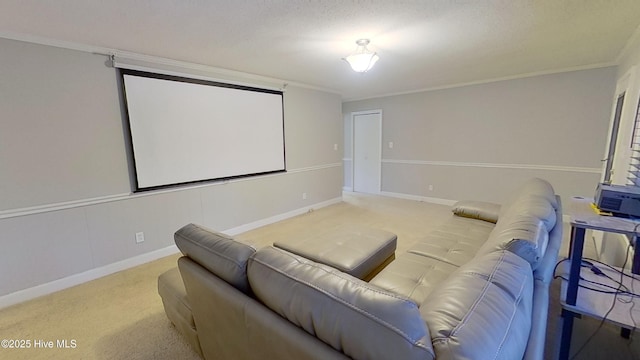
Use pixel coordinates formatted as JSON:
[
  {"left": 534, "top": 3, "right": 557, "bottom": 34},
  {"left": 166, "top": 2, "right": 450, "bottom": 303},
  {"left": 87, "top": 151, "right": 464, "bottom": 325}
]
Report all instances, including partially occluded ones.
[{"left": 273, "top": 225, "right": 397, "bottom": 281}]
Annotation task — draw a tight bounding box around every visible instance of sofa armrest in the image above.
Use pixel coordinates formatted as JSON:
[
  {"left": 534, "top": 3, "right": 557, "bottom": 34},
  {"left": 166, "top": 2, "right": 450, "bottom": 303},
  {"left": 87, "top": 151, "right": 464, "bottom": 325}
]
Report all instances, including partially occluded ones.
[
  {"left": 174, "top": 223, "right": 256, "bottom": 294},
  {"left": 179, "top": 257, "right": 348, "bottom": 360},
  {"left": 452, "top": 200, "right": 501, "bottom": 223},
  {"left": 248, "top": 246, "right": 435, "bottom": 360}
]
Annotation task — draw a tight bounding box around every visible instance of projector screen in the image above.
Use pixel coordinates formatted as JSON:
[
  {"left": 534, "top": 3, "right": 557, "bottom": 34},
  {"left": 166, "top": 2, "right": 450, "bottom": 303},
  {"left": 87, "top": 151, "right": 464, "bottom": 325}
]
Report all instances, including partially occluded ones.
[{"left": 120, "top": 69, "right": 285, "bottom": 191}]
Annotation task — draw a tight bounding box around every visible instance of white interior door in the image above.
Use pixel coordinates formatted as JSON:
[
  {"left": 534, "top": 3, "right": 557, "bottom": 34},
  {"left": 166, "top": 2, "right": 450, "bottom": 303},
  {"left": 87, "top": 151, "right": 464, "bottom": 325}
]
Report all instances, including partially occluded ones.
[{"left": 352, "top": 111, "right": 381, "bottom": 194}]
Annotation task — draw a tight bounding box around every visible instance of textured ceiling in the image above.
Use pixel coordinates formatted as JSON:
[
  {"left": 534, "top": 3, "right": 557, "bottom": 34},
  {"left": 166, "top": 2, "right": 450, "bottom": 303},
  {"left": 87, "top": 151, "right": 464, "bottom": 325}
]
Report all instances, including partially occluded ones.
[{"left": 1, "top": 1, "right": 640, "bottom": 100}]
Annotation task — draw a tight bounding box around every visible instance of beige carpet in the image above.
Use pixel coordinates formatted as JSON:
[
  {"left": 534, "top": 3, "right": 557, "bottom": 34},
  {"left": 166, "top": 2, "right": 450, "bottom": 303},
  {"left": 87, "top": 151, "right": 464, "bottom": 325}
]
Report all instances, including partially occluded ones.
[
  {"left": 0, "top": 193, "right": 638, "bottom": 360},
  {"left": 0, "top": 252, "right": 200, "bottom": 360}
]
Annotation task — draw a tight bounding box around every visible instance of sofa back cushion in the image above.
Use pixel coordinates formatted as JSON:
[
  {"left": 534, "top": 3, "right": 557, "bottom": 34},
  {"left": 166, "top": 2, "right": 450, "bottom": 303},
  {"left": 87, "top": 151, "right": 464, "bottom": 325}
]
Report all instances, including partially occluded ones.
[
  {"left": 482, "top": 178, "right": 558, "bottom": 269},
  {"left": 479, "top": 214, "right": 549, "bottom": 269},
  {"left": 499, "top": 178, "right": 558, "bottom": 219},
  {"left": 533, "top": 197, "right": 563, "bottom": 285},
  {"left": 504, "top": 194, "right": 557, "bottom": 231},
  {"left": 175, "top": 223, "right": 255, "bottom": 294},
  {"left": 420, "top": 250, "right": 533, "bottom": 360},
  {"left": 248, "top": 246, "right": 435, "bottom": 360}
]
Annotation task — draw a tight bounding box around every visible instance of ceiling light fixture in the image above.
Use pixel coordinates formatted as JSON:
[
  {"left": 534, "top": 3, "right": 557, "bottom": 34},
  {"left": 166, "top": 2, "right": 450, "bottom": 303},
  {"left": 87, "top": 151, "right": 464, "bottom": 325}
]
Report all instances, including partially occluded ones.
[{"left": 344, "top": 39, "right": 379, "bottom": 73}]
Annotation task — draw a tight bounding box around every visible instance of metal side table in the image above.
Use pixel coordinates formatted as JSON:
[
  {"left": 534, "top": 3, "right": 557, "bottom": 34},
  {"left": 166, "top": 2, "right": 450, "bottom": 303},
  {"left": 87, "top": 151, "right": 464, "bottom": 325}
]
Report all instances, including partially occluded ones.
[{"left": 558, "top": 196, "right": 640, "bottom": 359}]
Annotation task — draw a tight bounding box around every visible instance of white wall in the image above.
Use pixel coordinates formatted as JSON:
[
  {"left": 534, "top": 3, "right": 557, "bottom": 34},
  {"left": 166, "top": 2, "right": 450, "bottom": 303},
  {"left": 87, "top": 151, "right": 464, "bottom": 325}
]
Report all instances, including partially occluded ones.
[
  {"left": 0, "top": 37, "right": 343, "bottom": 302},
  {"left": 603, "top": 26, "right": 640, "bottom": 186},
  {"left": 343, "top": 67, "right": 617, "bottom": 204},
  {"left": 0, "top": 39, "right": 130, "bottom": 209},
  {"left": 617, "top": 28, "right": 640, "bottom": 80},
  {"left": 342, "top": 113, "right": 353, "bottom": 190},
  {"left": 591, "top": 27, "right": 640, "bottom": 268}
]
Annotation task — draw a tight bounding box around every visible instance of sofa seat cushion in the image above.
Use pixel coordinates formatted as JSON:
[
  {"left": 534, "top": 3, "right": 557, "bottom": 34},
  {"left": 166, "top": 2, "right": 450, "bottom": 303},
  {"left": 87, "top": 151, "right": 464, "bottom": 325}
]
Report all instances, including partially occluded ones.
[
  {"left": 369, "top": 252, "right": 459, "bottom": 305},
  {"left": 420, "top": 250, "right": 533, "bottom": 360},
  {"left": 407, "top": 216, "right": 494, "bottom": 267},
  {"left": 248, "top": 246, "right": 435, "bottom": 360},
  {"left": 174, "top": 223, "right": 256, "bottom": 294}
]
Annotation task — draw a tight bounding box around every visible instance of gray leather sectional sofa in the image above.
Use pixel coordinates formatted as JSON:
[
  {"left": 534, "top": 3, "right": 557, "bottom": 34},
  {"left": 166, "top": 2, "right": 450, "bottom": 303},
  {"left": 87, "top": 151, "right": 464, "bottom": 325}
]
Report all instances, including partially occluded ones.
[{"left": 158, "top": 178, "right": 562, "bottom": 360}]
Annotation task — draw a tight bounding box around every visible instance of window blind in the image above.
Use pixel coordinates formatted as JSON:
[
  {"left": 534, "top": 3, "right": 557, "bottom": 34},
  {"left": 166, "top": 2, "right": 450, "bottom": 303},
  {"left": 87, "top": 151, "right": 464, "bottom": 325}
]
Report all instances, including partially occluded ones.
[{"left": 627, "top": 96, "right": 640, "bottom": 186}]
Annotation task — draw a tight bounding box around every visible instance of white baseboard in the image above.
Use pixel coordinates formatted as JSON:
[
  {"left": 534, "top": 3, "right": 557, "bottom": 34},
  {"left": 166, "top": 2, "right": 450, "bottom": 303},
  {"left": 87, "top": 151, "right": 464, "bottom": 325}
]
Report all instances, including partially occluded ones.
[
  {"left": 224, "top": 197, "right": 342, "bottom": 235},
  {"left": 0, "top": 197, "right": 343, "bottom": 310},
  {"left": 359, "top": 191, "right": 569, "bottom": 222},
  {"left": 379, "top": 191, "right": 457, "bottom": 206},
  {"left": 0, "top": 245, "right": 180, "bottom": 310}
]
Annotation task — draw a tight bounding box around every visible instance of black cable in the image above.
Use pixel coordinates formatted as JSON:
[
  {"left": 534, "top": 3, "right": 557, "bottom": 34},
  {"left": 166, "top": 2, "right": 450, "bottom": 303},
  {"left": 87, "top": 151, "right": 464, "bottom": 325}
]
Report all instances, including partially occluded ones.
[
  {"left": 553, "top": 258, "right": 637, "bottom": 296},
  {"left": 569, "top": 242, "right": 632, "bottom": 360},
  {"left": 587, "top": 270, "right": 632, "bottom": 295},
  {"left": 553, "top": 275, "right": 640, "bottom": 297},
  {"left": 583, "top": 257, "right": 637, "bottom": 280}
]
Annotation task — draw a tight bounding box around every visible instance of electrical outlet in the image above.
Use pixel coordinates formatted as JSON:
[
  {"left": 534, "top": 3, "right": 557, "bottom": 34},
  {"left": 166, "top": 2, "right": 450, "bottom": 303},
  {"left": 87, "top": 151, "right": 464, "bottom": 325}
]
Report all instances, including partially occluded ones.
[
  {"left": 389, "top": 141, "right": 394, "bottom": 149},
  {"left": 302, "top": 192, "right": 307, "bottom": 200},
  {"left": 135, "top": 232, "right": 145, "bottom": 244},
  {"left": 333, "top": 144, "right": 338, "bottom": 151},
  {"left": 428, "top": 185, "right": 434, "bottom": 191}
]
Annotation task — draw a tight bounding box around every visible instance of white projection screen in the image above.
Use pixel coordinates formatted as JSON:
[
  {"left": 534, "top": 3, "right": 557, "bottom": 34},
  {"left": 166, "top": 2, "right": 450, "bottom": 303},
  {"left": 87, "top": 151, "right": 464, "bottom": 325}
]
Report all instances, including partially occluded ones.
[{"left": 120, "top": 70, "right": 285, "bottom": 191}]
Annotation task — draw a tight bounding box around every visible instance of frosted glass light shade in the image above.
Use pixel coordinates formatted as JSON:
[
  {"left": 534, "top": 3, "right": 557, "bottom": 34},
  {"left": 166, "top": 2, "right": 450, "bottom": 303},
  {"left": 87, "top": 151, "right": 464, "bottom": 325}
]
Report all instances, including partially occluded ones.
[
  {"left": 344, "top": 39, "right": 379, "bottom": 73},
  {"left": 345, "top": 52, "right": 380, "bottom": 72}
]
